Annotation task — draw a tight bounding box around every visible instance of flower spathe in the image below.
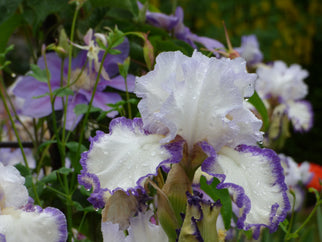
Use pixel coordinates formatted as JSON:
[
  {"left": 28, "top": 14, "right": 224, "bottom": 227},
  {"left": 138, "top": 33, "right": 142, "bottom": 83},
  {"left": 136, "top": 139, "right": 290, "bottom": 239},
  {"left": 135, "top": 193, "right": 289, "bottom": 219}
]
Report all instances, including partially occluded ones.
[{"left": 78, "top": 117, "right": 183, "bottom": 208}]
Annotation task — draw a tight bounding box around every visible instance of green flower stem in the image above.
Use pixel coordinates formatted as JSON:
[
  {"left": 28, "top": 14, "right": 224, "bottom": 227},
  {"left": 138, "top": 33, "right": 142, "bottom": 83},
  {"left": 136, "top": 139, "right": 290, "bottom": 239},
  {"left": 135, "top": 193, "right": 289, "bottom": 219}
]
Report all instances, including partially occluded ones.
[
  {"left": 70, "top": 49, "right": 111, "bottom": 191},
  {"left": 0, "top": 77, "right": 41, "bottom": 205},
  {"left": 61, "top": 2, "right": 79, "bottom": 148},
  {"left": 124, "top": 76, "right": 132, "bottom": 119},
  {"left": 286, "top": 200, "right": 322, "bottom": 240},
  {"left": 43, "top": 51, "right": 73, "bottom": 242},
  {"left": 77, "top": 48, "right": 110, "bottom": 152}
]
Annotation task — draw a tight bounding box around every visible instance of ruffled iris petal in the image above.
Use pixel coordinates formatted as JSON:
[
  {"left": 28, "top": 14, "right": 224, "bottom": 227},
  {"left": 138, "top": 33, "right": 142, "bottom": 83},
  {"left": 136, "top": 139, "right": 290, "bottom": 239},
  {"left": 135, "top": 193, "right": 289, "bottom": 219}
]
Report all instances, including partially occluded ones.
[
  {"left": 125, "top": 210, "right": 168, "bottom": 242},
  {"left": 287, "top": 100, "right": 313, "bottom": 132},
  {"left": 101, "top": 221, "right": 126, "bottom": 241},
  {"left": 79, "top": 117, "right": 181, "bottom": 207},
  {"left": 135, "top": 51, "right": 261, "bottom": 151},
  {"left": 202, "top": 145, "right": 290, "bottom": 239},
  {"left": 256, "top": 61, "right": 309, "bottom": 102},
  {"left": 0, "top": 163, "right": 28, "bottom": 209},
  {"left": 0, "top": 206, "right": 67, "bottom": 242}
]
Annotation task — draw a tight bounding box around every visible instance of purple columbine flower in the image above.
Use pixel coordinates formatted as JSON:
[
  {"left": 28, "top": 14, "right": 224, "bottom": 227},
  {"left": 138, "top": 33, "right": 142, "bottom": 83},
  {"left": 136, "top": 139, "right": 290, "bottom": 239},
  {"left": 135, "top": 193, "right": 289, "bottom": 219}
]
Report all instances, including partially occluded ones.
[
  {"left": 12, "top": 35, "right": 135, "bottom": 130},
  {"left": 79, "top": 51, "right": 290, "bottom": 239},
  {"left": 256, "top": 60, "right": 313, "bottom": 132}
]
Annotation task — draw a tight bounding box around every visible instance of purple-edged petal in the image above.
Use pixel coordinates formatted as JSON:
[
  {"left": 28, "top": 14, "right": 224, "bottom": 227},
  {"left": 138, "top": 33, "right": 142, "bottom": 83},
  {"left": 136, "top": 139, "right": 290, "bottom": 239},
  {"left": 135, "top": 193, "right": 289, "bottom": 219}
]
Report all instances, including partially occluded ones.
[
  {"left": 78, "top": 117, "right": 181, "bottom": 207},
  {"left": 287, "top": 100, "right": 313, "bottom": 132},
  {"left": 0, "top": 163, "right": 29, "bottom": 209},
  {"left": 135, "top": 51, "right": 261, "bottom": 151},
  {"left": 0, "top": 206, "right": 67, "bottom": 242},
  {"left": 201, "top": 145, "right": 290, "bottom": 238}
]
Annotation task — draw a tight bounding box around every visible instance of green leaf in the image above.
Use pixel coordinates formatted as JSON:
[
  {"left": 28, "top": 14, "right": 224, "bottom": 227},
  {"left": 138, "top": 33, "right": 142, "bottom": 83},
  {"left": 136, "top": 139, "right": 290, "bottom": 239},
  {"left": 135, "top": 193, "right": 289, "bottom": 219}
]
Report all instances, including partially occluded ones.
[
  {"left": 200, "top": 176, "right": 232, "bottom": 230},
  {"left": 27, "top": 64, "right": 50, "bottom": 83},
  {"left": 248, "top": 91, "right": 269, "bottom": 131},
  {"left": 108, "top": 48, "right": 121, "bottom": 55},
  {"left": 107, "top": 28, "right": 125, "bottom": 49},
  {"left": 52, "top": 87, "right": 74, "bottom": 97},
  {"left": 118, "top": 57, "right": 130, "bottom": 80},
  {"left": 0, "top": 0, "right": 23, "bottom": 24},
  {"left": 57, "top": 167, "right": 73, "bottom": 175},
  {"left": 15, "top": 163, "right": 31, "bottom": 177},
  {"left": 40, "top": 171, "right": 58, "bottom": 184},
  {"left": 317, "top": 205, "right": 322, "bottom": 242},
  {"left": 74, "top": 104, "right": 102, "bottom": 115},
  {"left": 66, "top": 141, "right": 87, "bottom": 153}
]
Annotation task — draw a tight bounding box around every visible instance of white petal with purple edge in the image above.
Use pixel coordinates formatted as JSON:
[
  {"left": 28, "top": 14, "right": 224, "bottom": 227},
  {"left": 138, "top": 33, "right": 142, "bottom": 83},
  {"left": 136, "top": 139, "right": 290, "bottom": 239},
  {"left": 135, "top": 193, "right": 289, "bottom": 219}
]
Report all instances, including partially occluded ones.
[
  {"left": 202, "top": 145, "right": 290, "bottom": 238},
  {"left": 0, "top": 163, "right": 28, "bottom": 209},
  {"left": 287, "top": 100, "right": 313, "bottom": 132},
  {"left": 80, "top": 117, "right": 173, "bottom": 195},
  {"left": 0, "top": 206, "right": 67, "bottom": 242},
  {"left": 135, "top": 51, "right": 261, "bottom": 151}
]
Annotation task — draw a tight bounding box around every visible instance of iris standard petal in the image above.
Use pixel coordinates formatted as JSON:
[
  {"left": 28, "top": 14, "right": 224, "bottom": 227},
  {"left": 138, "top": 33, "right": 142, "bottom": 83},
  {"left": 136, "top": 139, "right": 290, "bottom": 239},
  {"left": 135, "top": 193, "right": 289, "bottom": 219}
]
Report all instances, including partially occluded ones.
[{"left": 136, "top": 51, "right": 261, "bottom": 151}]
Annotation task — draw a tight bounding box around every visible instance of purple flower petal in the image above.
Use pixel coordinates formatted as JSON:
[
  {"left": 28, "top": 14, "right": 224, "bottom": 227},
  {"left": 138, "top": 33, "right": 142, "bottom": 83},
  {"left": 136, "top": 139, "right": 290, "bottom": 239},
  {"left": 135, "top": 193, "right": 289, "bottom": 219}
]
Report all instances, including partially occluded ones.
[
  {"left": 104, "top": 74, "right": 136, "bottom": 92},
  {"left": 64, "top": 94, "right": 87, "bottom": 130},
  {"left": 234, "top": 35, "right": 263, "bottom": 67}
]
